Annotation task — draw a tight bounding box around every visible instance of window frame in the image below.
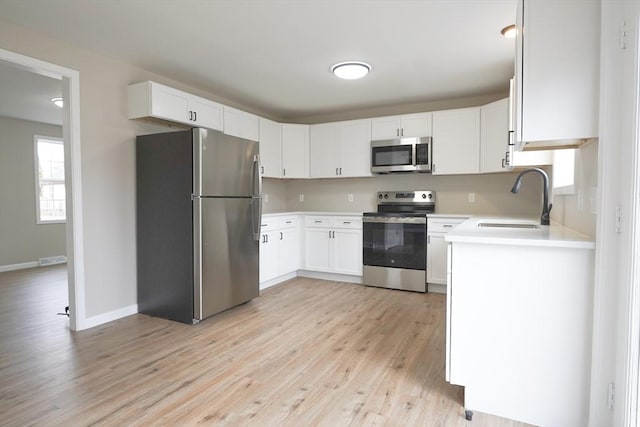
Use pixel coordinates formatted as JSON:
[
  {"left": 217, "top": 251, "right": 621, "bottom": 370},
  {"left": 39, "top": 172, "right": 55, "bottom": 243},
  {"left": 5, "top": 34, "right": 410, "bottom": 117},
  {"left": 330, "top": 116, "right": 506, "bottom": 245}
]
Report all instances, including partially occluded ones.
[{"left": 34, "top": 135, "right": 66, "bottom": 224}]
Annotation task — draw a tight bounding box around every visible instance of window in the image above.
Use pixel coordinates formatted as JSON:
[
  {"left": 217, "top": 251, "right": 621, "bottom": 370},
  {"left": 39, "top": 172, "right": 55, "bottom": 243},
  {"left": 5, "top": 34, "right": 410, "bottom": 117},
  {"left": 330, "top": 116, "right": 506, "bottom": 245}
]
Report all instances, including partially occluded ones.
[
  {"left": 552, "top": 148, "right": 576, "bottom": 195},
  {"left": 34, "top": 136, "right": 65, "bottom": 223}
]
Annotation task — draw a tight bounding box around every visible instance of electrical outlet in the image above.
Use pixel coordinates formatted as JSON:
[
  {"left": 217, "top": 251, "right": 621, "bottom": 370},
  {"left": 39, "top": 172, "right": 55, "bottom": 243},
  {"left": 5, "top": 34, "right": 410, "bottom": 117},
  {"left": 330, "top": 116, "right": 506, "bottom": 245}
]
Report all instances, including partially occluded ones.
[
  {"left": 468, "top": 192, "right": 475, "bottom": 203},
  {"left": 348, "top": 194, "right": 354, "bottom": 202},
  {"left": 299, "top": 194, "right": 304, "bottom": 203}
]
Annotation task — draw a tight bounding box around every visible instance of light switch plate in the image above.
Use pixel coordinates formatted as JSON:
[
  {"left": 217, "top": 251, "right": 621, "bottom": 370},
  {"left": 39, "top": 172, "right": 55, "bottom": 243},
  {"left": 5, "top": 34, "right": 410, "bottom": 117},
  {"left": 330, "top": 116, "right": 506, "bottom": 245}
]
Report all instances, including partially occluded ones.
[
  {"left": 299, "top": 194, "right": 304, "bottom": 203},
  {"left": 468, "top": 192, "right": 475, "bottom": 203}
]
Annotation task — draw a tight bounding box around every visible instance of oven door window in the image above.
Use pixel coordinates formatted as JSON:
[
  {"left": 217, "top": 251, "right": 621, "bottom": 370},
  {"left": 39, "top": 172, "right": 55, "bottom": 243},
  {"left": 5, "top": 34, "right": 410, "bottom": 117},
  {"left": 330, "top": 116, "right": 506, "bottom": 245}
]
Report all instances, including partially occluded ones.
[
  {"left": 363, "top": 222, "right": 426, "bottom": 270},
  {"left": 371, "top": 145, "right": 412, "bottom": 166}
]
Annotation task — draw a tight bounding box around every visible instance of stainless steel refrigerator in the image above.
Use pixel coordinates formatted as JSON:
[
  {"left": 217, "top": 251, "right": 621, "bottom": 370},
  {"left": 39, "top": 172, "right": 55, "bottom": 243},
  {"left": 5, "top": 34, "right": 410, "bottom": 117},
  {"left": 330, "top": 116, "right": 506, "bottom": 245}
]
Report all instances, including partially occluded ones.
[{"left": 136, "top": 128, "right": 261, "bottom": 324}]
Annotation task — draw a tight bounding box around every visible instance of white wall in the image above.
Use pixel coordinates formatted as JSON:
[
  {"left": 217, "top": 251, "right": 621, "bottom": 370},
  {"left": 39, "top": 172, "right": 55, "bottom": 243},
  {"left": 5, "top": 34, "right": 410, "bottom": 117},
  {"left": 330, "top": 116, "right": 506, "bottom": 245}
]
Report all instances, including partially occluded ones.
[
  {"left": 0, "top": 21, "right": 267, "bottom": 320},
  {"left": 0, "top": 116, "right": 65, "bottom": 267}
]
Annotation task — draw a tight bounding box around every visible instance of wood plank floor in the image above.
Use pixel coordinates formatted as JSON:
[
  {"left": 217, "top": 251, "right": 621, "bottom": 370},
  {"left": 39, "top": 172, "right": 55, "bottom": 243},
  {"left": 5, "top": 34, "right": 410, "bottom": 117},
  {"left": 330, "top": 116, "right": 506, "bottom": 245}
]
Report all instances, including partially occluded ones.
[{"left": 0, "top": 266, "right": 533, "bottom": 426}]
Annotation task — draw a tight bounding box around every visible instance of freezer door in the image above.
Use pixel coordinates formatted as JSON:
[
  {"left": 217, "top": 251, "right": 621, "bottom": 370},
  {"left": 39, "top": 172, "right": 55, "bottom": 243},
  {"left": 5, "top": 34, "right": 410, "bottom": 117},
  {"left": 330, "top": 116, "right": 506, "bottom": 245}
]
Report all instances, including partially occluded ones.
[
  {"left": 194, "top": 197, "right": 259, "bottom": 320},
  {"left": 193, "top": 128, "right": 260, "bottom": 197}
]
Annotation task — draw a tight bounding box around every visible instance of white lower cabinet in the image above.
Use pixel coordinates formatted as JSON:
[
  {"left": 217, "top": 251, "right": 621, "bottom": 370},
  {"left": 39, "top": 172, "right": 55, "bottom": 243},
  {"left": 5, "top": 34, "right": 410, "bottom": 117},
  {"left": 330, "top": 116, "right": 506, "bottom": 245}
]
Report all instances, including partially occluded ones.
[
  {"left": 304, "top": 216, "right": 362, "bottom": 276},
  {"left": 427, "top": 217, "right": 468, "bottom": 290},
  {"left": 259, "top": 215, "right": 300, "bottom": 287}
]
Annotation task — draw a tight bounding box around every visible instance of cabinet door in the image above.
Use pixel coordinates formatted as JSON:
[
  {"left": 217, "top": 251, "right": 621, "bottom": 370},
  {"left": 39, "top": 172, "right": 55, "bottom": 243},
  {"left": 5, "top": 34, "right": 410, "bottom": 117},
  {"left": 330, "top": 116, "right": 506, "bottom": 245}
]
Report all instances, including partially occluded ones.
[
  {"left": 223, "top": 106, "right": 243, "bottom": 138},
  {"left": 515, "top": 0, "right": 599, "bottom": 148},
  {"left": 309, "top": 123, "right": 338, "bottom": 178},
  {"left": 241, "top": 112, "right": 260, "bottom": 142},
  {"left": 190, "top": 96, "right": 223, "bottom": 131},
  {"left": 150, "top": 83, "right": 190, "bottom": 123},
  {"left": 427, "top": 233, "right": 448, "bottom": 284},
  {"left": 281, "top": 124, "right": 309, "bottom": 178},
  {"left": 371, "top": 116, "right": 401, "bottom": 140},
  {"left": 480, "top": 98, "right": 509, "bottom": 174},
  {"left": 337, "top": 119, "right": 371, "bottom": 178},
  {"left": 305, "top": 228, "right": 331, "bottom": 271},
  {"left": 400, "top": 113, "right": 432, "bottom": 138},
  {"left": 333, "top": 229, "right": 362, "bottom": 275},
  {"left": 278, "top": 228, "right": 300, "bottom": 274},
  {"left": 259, "top": 118, "right": 282, "bottom": 178},
  {"left": 259, "top": 231, "right": 279, "bottom": 283},
  {"left": 432, "top": 107, "right": 480, "bottom": 175}
]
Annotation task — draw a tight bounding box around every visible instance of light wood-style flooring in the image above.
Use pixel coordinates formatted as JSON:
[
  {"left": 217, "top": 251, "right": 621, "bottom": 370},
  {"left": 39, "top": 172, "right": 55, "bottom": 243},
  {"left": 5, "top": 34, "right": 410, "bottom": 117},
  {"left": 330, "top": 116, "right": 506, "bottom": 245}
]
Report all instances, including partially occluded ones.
[{"left": 0, "top": 266, "right": 532, "bottom": 426}]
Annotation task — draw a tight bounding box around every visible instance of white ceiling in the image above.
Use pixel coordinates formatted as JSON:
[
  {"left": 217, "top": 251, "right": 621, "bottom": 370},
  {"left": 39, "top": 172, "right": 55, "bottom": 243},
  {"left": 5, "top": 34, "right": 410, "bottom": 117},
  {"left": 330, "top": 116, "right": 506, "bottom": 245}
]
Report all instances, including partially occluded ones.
[
  {"left": 0, "top": 61, "right": 63, "bottom": 125},
  {"left": 0, "top": 0, "right": 517, "bottom": 122}
]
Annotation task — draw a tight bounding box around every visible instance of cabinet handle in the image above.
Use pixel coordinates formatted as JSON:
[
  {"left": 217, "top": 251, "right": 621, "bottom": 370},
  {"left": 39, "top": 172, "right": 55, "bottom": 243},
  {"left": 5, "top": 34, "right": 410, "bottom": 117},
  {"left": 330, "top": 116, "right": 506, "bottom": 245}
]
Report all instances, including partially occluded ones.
[
  {"left": 189, "top": 111, "right": 193, "bottom": 121},
  {"left": 443, "top": 224, "right": 453, "bottom": 228},
  {"left": 336, "top": 168, "right": 339, "bottom": 176},
  {"left": 432, "top": 164, "right": 436, "bottom": 173},
  {"left": 343, "top": 221, "right": 351, "bottom": 224},
  {"left": 332, "top": 231, "right": 336, "bottom": 238},
  {"left": 339, "top": 167, "right": 342, "bottom": 175},
  {"left": 193, "top": 111, "right": 197, "bottom": 121},
  {"left": 283, "top": 168, "right": 286, "bottom": 176},
  {"left": 401, "top": 128, "right": 404, "bottom": 137},
  {"left": 280, "top": 232, "right": 283, "bottom": 240},
  {"left": 329, "top": 230, "right": 332, "bottom": 238},
  {"left": 285, "top": 221, "right": 292, "bottom": 224},
  {"left": 427, "top": 235, "right": 431, "bottom": 244},
  {"left": 508, "top": 130, "right": 515, "bottom": 146},
  {"left": 261, "top": 166, "right": 264, "bottom": 175},
  {"left": 502, "top": 158, "right": 506, "bottom": 168},
  {"left": 396, "top": 129, "right": 400, "bottom": 137},
  {"left": 314, "top": 220, "right": 322, "bottom": 223},
  {"left": 266, "top": 234, "right": 269, "bottom": 243}
]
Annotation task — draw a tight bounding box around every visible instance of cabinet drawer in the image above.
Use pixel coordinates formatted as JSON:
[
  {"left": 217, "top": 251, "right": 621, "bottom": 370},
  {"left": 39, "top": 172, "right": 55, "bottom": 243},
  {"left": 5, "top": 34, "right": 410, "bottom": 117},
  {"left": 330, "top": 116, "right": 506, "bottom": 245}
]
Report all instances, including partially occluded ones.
[
  {"left": 260, "top": 218, "right": 278, "bottom": 232},
  {"left": 428, "top": 217, "right": 467, "bottom": 233},
  {"left": 278, "top": 216, "right": 299, "bottom": 229},
  {"left": 305, "top": 216, "right": 331, "bottom": 227},
  {"left": 332, "top": 217, "right": 362, "bottom": 229}
]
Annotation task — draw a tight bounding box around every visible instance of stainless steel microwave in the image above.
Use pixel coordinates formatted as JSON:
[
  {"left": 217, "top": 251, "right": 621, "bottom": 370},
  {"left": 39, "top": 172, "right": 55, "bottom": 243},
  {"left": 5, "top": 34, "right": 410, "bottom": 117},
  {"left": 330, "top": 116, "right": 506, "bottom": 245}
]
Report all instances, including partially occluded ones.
[{"left": 371, "top": 137, "right": 432, "bottom": 173}]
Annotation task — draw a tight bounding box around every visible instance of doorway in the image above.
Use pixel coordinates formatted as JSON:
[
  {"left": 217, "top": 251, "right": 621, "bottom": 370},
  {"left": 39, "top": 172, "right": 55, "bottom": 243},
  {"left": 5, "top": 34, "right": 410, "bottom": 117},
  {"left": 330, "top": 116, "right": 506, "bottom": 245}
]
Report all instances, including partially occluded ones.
[{"left": 0, "top": 48, "right": 85, "bottom": 331}]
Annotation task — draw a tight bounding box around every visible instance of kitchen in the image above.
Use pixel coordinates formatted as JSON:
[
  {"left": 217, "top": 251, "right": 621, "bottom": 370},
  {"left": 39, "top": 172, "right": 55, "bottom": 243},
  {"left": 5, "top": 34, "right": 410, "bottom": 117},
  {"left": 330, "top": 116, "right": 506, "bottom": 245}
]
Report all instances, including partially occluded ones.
[{"left": 0, "top": 1, "right": 638, "bottom": 426}]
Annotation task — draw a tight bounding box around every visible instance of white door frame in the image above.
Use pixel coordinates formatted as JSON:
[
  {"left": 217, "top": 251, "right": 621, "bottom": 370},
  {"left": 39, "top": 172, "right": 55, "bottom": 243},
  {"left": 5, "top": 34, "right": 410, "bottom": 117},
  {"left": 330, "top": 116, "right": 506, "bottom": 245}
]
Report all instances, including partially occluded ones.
[{"left": 0, "top": 48, "right": 86, "bottom": 331}]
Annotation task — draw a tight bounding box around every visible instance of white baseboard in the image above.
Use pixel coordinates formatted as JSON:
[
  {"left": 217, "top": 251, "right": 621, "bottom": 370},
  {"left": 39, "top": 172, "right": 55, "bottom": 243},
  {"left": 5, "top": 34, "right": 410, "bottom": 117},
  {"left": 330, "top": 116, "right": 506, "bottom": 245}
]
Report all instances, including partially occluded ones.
[
  {"left": 82, "top": 304, "right": 138, "bottom": 330},
  {"left": 260, "top": 271, "right": 297, "bottom": 290},
  {"left": 428, "top": 283, "right": 447, "bottom": 294},
  {"left": 297, "top": 270, "right": 363, "bottom": 284},
  {"left": 0, "top": 261, "right": 39, "bottom": 272}
]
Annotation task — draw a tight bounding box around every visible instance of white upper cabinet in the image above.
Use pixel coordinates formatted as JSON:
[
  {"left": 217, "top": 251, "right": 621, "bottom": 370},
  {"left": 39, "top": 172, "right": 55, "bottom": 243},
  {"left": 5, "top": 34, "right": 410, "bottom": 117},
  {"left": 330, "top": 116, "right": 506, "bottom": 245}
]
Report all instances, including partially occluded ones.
[
  {"left": 309, "top": 123, "right": 338, "bottom": 178},
  {"left": 223, "top": 106, "right": 259, "bottom": 141},
  {"left": 371, "top": 113, "right": 432, "bottom": 140},
  {"left": 480, "top": 98, "right": 510, "bottom": 174},
  {"left": 128, "top": 81, "right": 223, "bottom": 131},
  {"left": 432, "top": 107, "right": 480, "bottom": 175},
  {"left": 258, "top": 117, "right": 282, "bottom": 178},
  {"left": 309, "top": 119, "right": 372, "bottom": 178},
  {"left": 281, "top": 124, "right": 309, "bottom": 178},
  {"left": 338, "top": 119, "right": 372, "bottom": 177},
  {"left": 514, "top": 0, "right": 599, "bottom": 150}
]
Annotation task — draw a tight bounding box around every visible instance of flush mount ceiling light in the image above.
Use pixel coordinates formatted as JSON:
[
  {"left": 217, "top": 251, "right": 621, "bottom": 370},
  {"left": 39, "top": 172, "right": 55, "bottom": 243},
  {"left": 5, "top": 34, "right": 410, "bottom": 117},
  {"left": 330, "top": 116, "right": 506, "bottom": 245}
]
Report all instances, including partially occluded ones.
[
  {"left": 501, "top": 24, "right": 516, "bottom": 38},
  {"left": 331, "top": 61, "right": 371, "bottom": 80},
  {"left": 51, "top": 97, "right": 64, "bottom": 108}
]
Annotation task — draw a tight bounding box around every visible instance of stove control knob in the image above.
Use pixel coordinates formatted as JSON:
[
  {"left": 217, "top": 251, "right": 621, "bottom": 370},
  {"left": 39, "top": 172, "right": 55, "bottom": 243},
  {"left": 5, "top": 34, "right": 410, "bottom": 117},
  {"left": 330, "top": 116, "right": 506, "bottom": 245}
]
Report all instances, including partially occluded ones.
[
  {"left": 428, "top": 194, "right": 433, "bottom": 199},
  {"left": 383, "top": 194, "right": 389, "bottom": 199},
  {"left": 422, "top": 194, "right": 427, "bottom": 199},
  {"left": 378, "top": 194, "right": 383, "bottom": 199}
]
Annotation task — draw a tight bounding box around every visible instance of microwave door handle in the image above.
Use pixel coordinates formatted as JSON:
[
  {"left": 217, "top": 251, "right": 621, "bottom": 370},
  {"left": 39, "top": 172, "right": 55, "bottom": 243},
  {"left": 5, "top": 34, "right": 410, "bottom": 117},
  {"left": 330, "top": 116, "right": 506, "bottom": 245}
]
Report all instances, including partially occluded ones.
[{"left": 412, "top": 142, "right": 417, "bottom": 167}]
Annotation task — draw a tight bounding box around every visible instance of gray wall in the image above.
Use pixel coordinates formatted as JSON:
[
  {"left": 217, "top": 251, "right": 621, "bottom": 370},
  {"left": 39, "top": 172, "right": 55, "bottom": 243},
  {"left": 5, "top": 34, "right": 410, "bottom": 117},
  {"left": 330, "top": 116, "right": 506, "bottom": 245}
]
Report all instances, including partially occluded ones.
[{"left": 0, "top": 116, "right": 65, "bottom": 266}]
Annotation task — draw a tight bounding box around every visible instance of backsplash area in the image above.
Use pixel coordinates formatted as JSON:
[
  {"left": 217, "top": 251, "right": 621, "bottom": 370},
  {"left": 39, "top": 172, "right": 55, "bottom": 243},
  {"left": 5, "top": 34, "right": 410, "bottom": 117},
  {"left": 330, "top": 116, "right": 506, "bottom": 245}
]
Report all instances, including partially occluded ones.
[{"left": 263, "top": 171, "right": 546, "bottom": 218}]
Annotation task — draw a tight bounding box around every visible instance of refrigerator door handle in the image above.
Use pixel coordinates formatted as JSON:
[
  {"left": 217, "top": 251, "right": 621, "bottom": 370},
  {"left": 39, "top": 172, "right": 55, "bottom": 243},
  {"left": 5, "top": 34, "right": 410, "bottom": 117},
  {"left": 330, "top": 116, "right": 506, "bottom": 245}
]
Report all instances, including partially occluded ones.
[{"left": 251, "top": 154, "right": 263, "bottom": 241}]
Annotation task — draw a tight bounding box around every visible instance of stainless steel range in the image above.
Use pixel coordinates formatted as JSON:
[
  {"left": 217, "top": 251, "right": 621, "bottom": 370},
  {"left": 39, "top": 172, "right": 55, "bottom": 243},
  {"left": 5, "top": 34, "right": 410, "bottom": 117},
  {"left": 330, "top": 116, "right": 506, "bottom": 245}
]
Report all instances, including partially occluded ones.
[{"left": 362, "top": 190, "right": 435, "bottom": 292}]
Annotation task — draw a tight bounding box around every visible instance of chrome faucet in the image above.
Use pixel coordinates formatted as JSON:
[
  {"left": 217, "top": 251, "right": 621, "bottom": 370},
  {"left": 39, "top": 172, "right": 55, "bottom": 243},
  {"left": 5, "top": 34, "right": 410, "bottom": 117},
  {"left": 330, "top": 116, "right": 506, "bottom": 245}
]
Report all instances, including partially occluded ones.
[{"left": 510, "top": 167, "right": 553, "bottom": 225}]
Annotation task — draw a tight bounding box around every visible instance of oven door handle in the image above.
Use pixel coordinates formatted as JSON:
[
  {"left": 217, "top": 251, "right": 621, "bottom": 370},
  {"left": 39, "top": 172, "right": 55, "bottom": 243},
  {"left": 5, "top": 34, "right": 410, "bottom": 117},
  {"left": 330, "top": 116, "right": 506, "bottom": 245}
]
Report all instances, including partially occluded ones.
[{"left": 363, "top": 217, "right": 427, "bottom": 224}]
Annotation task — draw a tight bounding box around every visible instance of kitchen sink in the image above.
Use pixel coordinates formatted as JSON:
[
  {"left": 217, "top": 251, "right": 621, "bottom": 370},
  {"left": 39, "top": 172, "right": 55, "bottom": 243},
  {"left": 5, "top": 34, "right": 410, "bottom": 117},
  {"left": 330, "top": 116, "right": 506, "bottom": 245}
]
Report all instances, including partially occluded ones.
[{"left": 477, "top": 222, "right": 541, "bottom": 229}]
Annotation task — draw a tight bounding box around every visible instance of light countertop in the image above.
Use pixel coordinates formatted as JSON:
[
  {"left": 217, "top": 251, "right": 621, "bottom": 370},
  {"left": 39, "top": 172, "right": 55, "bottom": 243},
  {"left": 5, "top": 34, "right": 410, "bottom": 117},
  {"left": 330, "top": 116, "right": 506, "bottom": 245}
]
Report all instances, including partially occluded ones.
[
  {"left": 445, "top": 216, "right": 595, "bottom": 249},
  {"left": 262, "top": 211, "right": 363, "bottom": 217}
]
